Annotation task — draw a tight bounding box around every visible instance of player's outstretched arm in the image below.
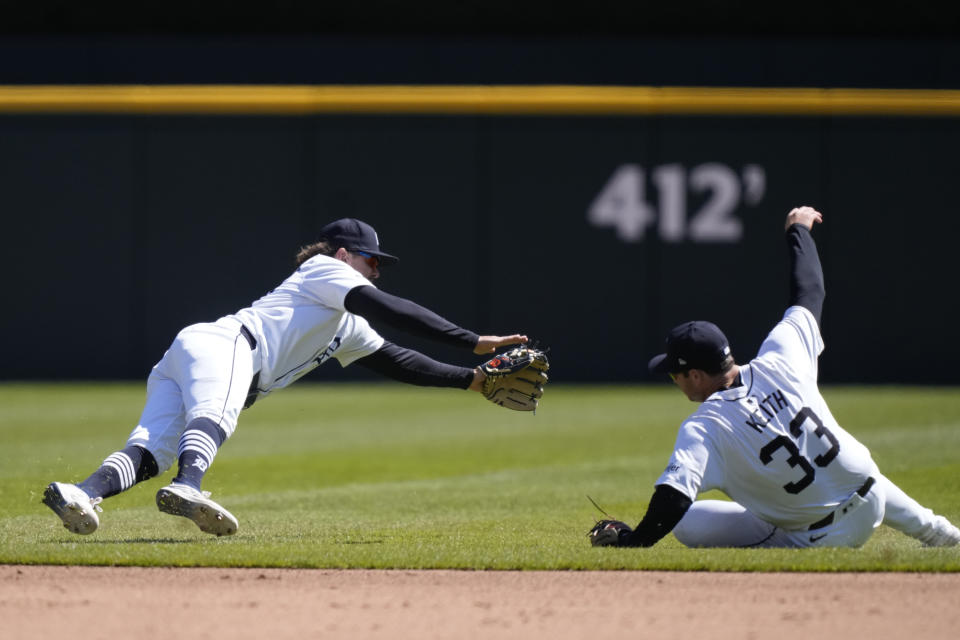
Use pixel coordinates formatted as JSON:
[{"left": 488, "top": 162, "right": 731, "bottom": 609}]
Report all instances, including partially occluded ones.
[
  {"left": 344, "top": 285, "right": 528, "bottom": 356},
  {"left": 355, "top": 341, "right": 476, "bottom": 389},
  {"left": 473, "top": 334, "right": 528, "bottom": 355},
  {"left": 785, "top": 206, "right": 826, "bottom": 324},
  {"left": 619, "top": 485, "right": 692, "bottom": 547},
  {"left": 588, "top": 484, "right": 692, "bottom": 548},
  {"left": 344, "top": 286, "right": 480, "bottom": 350}
]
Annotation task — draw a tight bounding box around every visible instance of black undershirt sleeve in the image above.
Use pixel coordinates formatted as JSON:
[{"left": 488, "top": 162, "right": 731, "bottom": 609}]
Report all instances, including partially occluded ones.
[
  {"left": 786, "top": 223, "right": 826, "bottom": 325},
  {"left": 344, "top": 285, "right": 480, "bottom": 350},
  {"left": 354, "top": 341, "right": 476, "bottom": 389},
  {"left": 618, "top": 484, "right": 693, "bottom": 548}
]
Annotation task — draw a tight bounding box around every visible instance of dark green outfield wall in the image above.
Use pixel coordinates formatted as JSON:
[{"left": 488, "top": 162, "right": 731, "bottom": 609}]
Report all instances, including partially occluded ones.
[
  {"left": 3, "top": 35, "right": 959, "bottom": 382},
  {"left": 3, "top": 111, "right": 958, "bottom": 383}
]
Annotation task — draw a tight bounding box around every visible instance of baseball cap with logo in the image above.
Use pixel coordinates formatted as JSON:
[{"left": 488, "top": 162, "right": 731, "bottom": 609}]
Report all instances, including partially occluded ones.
[
  {"left": 648, "top": 320, "right": 733, "bottom": 375},
  {"left": 318, "top": 218, "right": 399, "bottom": 265}
]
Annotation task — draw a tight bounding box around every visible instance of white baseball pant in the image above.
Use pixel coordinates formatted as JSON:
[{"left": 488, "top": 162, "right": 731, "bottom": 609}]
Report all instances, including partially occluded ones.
[
  {"left": 126, "top": 317, "right": 255, "bottom": 472},
  {"left": 671, "top": 474, "right": 951, "bottom": 548}
]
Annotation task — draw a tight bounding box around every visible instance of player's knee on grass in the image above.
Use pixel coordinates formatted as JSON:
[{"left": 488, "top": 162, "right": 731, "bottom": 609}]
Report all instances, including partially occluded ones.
[{"left": 672, "top": 500, "right": 772, "bottom": 548}]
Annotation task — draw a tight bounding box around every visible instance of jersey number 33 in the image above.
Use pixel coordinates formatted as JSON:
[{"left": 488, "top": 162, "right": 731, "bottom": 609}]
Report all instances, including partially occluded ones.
[{"left": 759, "top": 407, "right": 840, "bottom": 495}]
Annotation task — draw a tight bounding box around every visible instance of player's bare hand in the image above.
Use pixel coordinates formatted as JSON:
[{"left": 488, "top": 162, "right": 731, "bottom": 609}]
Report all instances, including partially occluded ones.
[
  {"left": 473, "top": 334, "right": 528, "bottom": 355},
  {"left": 785, "top": 206, "right": 823, "bottom": 231},
  {"left": 468, "top": 367, "right": 486, "bottom": 392}
]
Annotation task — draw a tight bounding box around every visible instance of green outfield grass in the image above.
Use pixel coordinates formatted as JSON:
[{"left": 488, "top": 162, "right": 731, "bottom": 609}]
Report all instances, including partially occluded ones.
[{"left": 1, "top": 383, "right": 958, "bottom": 571}]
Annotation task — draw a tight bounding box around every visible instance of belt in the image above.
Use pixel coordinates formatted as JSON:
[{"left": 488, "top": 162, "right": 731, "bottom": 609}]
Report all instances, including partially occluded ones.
[
  {"left": 239, "top": 324, "right": 260, "bottom": 409},
  {"left": 808, "top": 476, "right": 876, "bottom": 531}
]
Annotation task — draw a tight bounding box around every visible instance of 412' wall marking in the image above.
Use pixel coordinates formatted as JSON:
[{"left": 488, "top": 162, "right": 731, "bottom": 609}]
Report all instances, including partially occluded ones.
[{"left": 587, "top": 163, "right": 766, "bottom": 243}]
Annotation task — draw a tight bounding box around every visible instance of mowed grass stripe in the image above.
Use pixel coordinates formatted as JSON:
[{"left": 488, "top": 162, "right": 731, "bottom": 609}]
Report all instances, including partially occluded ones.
[{"left": 1, "top": 383, "right": 958, "bottom": 570}]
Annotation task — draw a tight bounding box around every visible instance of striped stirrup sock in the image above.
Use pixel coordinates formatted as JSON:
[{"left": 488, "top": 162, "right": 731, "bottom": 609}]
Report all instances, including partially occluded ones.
[
  {"left": 173, "top": 418, "right": 227, "bottom": 491},
  {"left": 77, "top": 445, "right": 158, "bottom": 499}
]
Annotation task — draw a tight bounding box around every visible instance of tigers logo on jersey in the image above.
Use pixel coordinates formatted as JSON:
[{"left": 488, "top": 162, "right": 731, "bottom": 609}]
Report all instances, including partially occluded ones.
[{"left": 314, "top": 336, "right": 343, "bottom": 366}]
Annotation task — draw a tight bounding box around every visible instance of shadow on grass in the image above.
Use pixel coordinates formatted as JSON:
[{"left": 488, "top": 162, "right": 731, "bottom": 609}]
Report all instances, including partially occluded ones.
[{"left": 47, "top": 537, "right": 201, "bottom": 545}]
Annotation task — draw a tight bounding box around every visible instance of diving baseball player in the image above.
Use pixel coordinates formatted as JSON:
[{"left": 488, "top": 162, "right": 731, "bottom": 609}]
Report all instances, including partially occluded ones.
[
  {"left": 42, "top": 218, "right": 543, "bottom": 537},
  {"left": 590, "top": 206, "right": 960, "bottom": 548}
]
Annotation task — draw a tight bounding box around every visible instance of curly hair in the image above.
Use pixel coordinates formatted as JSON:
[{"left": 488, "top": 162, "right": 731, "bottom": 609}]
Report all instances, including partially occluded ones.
[{"left": 294, "top": 240, "right": 337, "bottom": 267}]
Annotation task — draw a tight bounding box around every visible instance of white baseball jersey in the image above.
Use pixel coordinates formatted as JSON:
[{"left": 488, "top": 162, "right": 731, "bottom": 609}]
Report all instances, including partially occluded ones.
[
  {"left": 129, "top": 254, "right": 385, "bottom": 469},
  {"left": 231, "top": 254, "right": 385, "bottom": 398},
  {"left": 657, "top": 305, "right": 879, "bottom": 530}
]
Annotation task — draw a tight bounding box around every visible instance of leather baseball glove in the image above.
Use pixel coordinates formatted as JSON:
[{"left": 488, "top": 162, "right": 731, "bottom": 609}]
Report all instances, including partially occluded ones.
[
  {"left": 588, "top": 519, "right": 633, "bottom": 547},
  {"left": 479, "top": 346, "right": 549, "bottom": 411}
]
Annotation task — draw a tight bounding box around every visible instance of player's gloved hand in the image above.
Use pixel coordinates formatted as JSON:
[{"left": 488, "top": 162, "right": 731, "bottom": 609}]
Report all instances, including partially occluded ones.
[
  {"left": 588, "top": 519, "right": 633, "bottom": 547},
  {"left": 478, "top": 346, "right": 549, "bottom": 411}
]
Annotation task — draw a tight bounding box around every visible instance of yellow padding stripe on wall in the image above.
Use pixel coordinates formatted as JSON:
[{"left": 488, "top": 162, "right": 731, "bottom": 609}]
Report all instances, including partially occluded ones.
[{"left": 1, "top": 85, "right": 960, "bottom": 116}]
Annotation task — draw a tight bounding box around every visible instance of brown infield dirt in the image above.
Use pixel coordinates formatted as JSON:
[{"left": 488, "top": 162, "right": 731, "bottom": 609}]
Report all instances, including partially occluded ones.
[{"left": 2, "top": 565, "right": 958, "bottom": 640}]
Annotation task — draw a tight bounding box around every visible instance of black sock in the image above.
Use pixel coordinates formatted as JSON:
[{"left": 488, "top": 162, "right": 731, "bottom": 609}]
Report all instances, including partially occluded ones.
[
  {"left": 77, "top": 445, "right": 159, "bottom": 499},
  {"left": 173, "top": 418, "right": 226, "bottom": 491}
]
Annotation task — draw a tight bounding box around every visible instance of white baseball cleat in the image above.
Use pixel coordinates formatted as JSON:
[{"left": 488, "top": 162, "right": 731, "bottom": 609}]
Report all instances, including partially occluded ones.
[
  {"left": 920, "top": 516, "right": 960, "bottom": 547},
  {"left": 42, "top": 482, "right": 103, "bottom": 535},
  {"left": 156, "top": 483, "right": 238, "bottom": 537}
]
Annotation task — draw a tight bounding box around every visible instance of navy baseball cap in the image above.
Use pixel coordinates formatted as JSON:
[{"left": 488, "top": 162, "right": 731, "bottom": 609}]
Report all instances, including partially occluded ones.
[
  {"left": 318, "top": 218, "right": 399, "bottom": 265},
  {"left": 648, "top": 321, "right": 733, "bottom": 375}
]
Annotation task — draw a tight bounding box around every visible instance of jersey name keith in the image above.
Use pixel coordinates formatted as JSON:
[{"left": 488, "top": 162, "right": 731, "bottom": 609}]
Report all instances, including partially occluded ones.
[{"left": 743, "top": 389, "right": 789, "bottom": 433}]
